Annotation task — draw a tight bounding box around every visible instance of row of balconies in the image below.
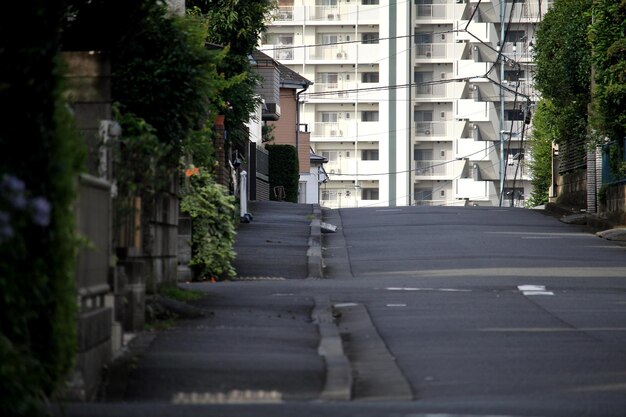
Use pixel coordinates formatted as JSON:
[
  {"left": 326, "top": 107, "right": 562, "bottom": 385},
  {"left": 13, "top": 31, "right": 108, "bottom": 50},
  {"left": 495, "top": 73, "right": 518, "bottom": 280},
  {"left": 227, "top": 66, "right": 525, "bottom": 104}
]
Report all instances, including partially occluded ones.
[
  {"left": 260, "top": 43, "right": 380, "bottom": 63},
  {"left": 270, "top": 2, "right": 548, "bottom": 26},
  {"left": 271, "top": 4, "right": 380, "bottom": 25}
]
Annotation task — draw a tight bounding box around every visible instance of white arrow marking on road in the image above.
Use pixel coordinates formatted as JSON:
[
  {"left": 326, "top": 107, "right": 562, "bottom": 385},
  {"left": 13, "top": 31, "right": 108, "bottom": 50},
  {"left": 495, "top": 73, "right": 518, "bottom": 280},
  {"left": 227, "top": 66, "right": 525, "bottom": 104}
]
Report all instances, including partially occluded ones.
[{"left": 518, "top": 285, "right": 554, "bottom": 296}]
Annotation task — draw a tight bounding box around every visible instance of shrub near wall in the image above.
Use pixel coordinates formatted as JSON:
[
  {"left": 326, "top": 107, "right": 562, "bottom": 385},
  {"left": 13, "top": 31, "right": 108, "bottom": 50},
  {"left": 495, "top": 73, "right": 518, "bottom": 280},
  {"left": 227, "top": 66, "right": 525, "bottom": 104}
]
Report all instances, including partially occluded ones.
[
  {"left": 0, "top": 2, "right": 84, "bottom": 414},
  {"left": 267, "top": 144, "right": 299, "bottom": 203}
]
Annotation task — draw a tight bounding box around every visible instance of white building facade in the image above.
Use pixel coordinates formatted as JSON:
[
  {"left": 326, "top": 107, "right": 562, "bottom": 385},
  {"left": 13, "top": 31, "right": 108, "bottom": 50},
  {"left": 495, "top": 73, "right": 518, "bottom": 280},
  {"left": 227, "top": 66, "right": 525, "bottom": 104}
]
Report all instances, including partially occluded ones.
[{"left": 262, "top": 0, "right": 548, "bottom": 208}]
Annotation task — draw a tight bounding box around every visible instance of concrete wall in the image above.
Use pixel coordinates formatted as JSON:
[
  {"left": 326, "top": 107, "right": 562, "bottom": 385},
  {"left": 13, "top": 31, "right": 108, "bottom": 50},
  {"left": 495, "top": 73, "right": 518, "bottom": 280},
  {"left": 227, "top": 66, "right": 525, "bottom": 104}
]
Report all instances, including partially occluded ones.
[
  {"left": 601, "top": 181, "right": 626, "bottom": 226},
  {"left": 556, "top": 169, "right": 587, "bottom": 210},
  {"left": 62, "top": 51, "right": 115, "bottom": 401}
]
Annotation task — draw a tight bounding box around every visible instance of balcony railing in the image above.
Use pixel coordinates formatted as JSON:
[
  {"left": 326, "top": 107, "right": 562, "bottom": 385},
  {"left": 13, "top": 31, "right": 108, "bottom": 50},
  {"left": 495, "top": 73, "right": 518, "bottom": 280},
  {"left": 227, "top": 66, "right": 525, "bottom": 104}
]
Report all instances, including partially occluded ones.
[
  {"left": 415, "top": 160, "right": 449, "bottom": 177},
  {"left": 273, "top": 6, "right": 294, "bottom": 21},
  {"left": 415, "top": 3, "right": 449, "bottom": 19},
  {"left": 414, "top": 199, "right": 448, "bottom": 206},
  {"left": 415, "top": 121, "right": 447, "bottom": 137},
  {"left": 415, "top": 43, "right": 450, "bottom": 60}
]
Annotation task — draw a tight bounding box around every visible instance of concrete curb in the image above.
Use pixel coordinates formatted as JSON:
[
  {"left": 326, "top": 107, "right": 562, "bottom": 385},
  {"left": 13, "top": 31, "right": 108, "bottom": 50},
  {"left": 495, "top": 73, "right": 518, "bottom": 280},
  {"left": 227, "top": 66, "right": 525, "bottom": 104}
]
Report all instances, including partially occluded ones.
[
  {"left": 312, "top": 296, "right": 352, "bottom": 401},
  {"left": 307, "top": 204, "right": 324, "bottom": 279}
]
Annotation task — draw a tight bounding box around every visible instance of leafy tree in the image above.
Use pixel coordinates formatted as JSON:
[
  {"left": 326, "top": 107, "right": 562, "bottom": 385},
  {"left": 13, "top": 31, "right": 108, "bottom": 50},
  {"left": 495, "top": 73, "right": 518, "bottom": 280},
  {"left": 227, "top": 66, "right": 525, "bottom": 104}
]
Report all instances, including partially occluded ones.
[
  {"left": 588, "top": 0, "right": 626, "bottom": 179},
  {"left": 533, "top": 0, "right": 592, "bottom": 170},
  {"left": 526, "top": 100, "right": 557, "bottom": 207},
  {"left": 186, "top": 0, "right": 278, "bottom": 145}
]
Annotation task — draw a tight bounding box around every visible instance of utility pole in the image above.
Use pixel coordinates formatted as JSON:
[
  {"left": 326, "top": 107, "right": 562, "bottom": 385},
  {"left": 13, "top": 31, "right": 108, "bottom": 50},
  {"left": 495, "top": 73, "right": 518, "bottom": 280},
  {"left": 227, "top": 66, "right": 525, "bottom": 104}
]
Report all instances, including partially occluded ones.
[{"left": 498, "top": 0, "right": 506, "bottom": 207}]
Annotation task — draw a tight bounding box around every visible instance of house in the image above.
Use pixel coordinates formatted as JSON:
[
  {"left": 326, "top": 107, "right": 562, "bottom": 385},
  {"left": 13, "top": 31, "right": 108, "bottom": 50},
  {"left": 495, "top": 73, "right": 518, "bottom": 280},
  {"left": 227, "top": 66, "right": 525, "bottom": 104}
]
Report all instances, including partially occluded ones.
[{"left": 251, "top": 50, "right": 326, "bottom": 204}]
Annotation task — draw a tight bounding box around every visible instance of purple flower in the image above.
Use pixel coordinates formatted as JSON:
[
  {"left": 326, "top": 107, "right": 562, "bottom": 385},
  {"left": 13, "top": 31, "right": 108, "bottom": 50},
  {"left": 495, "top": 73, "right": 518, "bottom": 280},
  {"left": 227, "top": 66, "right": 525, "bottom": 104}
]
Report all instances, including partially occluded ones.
[
  {"left": 30, "top": 197, "right": 51, "bottom": 227},
  {"left": 1, "top": 174, "right": 27, "bottom": 209},
  {"left": 0, "top": 210, "right": 13, "bottom": 242}
]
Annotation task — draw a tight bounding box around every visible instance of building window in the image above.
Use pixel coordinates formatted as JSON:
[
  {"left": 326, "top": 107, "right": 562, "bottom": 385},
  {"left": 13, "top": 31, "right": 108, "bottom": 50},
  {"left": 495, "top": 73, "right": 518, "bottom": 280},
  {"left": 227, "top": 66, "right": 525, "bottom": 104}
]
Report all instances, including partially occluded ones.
[
  {"left": 361, "top": 149, "right": 379, "bottom": 160},
  {"left": 361, "top": 32, "right": 379, "bottom": 44},
  {"left": 321, "top": 190, "right": 338, "bottom": 201},
  {"left": 361, "top": 188, "right": 379, "bottom": 200},
  {"left": 505, "top": 31, "right": 526, "bottom": 43},
  {"left": 321, "top": 151, "right": 338, "bottom": 162},
  {"left": 361, "top": 111, "right": 379, "bottom": 122},
  {"left": 414, "top": 31, "right": 433, "bottom": 44},
  {"left": 414, "top": 188, "right": 433, "bottom": 201},
  {"left": 504, "top": 109, "right": 524, "bottom": 121},
  {"left": 320, "top": 112, "right": 338, "bottom": 123},
  {"left": 362, "top": 0, "right": 379, "bottom": 4},
  {"left": 506, "top": 149, "right": 524, "bottom": 165},
  {"left": 361, "top": 72, "right": 379, "bottom": 83},
  {"left": 504, "top": 70, "right": 525, "bottom": 82}
]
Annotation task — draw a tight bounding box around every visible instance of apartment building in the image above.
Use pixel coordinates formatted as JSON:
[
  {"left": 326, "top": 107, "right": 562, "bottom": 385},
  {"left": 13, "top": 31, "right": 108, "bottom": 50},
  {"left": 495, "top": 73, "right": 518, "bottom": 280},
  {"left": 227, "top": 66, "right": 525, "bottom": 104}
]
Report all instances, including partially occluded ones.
[{"left": 261, "top": 0, "right": 548, "bottom": 208}]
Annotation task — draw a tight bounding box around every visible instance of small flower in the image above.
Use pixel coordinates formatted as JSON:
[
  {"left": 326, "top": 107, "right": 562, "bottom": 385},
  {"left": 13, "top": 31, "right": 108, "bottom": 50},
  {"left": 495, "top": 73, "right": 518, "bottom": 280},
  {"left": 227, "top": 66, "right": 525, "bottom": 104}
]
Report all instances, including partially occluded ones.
[
  {"left": 0, "top": 210, "right": 13, "bottom": 242},
  {"left": 1, "top": 174, "right": 27, "bottom": 209},
  {"left": 30, "top": 197, "right": 51, "bottom": 227}
]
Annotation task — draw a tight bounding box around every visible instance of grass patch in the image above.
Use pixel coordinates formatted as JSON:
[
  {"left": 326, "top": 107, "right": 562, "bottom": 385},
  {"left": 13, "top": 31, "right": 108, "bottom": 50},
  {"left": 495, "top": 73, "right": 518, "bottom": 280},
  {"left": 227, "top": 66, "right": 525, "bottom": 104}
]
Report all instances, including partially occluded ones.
[
  {"left": 159, "top": 286, "right": 206, "bottom": 302},
  {"left": 144, "top": 317, "right": 176, "bottom": 332}
]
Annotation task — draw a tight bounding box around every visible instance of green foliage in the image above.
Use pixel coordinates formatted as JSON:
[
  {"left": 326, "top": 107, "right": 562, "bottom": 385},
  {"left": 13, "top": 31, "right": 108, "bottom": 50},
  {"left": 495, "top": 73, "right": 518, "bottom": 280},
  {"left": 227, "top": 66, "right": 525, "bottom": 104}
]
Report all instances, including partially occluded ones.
[
  {"left": 533, "top": 0, "right": 592, "bottom": 149},
  {"left": 111, "top": 5, "right": 228, "bottom": 169},
  {"left": 159, "top": 286, "right": 206, "bottom": 302},
  {"left": 187, "top": 0, "right": 278, "bottom": 144},
  {"left": 267, "top": 144, "right": 300, "bottom": 203},
  {"left": 262, "top": 123, "right": 276, "bottom": 143},
  {"left": 588, "top": 0, "right": 626, "bottom": 179},
  {"left": 181, "top": 169, "right": 237, "bottom": 280},
  {"left": 526, "top": 100, "right": 557, "bottom": 207},
  {"left": 1, "top": 3, "right": 84, "bottom": 411}
]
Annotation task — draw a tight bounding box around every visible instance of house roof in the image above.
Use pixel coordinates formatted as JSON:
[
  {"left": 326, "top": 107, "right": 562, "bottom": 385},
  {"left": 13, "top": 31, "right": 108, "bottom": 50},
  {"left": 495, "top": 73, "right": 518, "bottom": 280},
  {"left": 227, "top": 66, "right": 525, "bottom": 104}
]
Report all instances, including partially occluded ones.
[
  {"left": 251, "top": 50, "right": 312, "bottom": 89},
  {"left": 310, "top": 152, "right": 328, "bottom": 163}
]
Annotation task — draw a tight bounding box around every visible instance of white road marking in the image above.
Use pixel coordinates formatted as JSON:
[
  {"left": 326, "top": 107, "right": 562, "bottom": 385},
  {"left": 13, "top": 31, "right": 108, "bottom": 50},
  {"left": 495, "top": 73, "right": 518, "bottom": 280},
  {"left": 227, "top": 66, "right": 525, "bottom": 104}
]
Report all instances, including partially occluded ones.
[
  {"left": 376, "top": 209, "right": 402, "bottom": 212},
  {"left": 385, "top": 287, "right": 471, "bottom": 292},
  {"left": 334, "top": 302, "right": 358, "bottom": 308},
  {"left": 518, "top": 284, "right": 554, "bottom": 296},
  {"left": 480, "top": 327, "right": 626, "bottom": 332},
  {"left": 386, "top": 304, "right": 407, "bottom": 307}
]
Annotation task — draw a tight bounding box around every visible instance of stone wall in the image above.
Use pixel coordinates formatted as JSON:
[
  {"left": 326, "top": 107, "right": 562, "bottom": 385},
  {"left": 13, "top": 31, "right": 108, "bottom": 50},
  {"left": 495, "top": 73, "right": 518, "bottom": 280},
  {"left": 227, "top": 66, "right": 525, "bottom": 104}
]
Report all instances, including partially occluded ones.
[
  {"left": 600, "top": 181, "right": 626, "bottom": 226},
  {"left": 555, "top": 169, "right": 587, "bottom": 210}
]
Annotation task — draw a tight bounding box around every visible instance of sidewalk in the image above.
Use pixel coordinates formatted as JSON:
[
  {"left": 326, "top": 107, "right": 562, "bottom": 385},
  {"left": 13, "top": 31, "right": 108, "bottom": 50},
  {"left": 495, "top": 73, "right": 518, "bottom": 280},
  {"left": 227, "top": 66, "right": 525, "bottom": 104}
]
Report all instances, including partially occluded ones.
[{"left": 66, "top": 200, "right": 345, "bottom": 413}]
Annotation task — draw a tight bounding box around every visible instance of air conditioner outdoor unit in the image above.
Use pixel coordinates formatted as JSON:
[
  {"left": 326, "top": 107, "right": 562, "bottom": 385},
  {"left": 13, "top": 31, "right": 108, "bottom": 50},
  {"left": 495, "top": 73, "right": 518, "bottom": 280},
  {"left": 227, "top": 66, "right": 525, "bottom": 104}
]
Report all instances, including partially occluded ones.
[
  {"left": 424, "top": 129, "right": 431, "bottom": 135},
  {"left": 330, "top": 169, "right": 335, "bottom": 174},
  {"left": 425, "top": 52, "right": 432, "bottom": 58}
]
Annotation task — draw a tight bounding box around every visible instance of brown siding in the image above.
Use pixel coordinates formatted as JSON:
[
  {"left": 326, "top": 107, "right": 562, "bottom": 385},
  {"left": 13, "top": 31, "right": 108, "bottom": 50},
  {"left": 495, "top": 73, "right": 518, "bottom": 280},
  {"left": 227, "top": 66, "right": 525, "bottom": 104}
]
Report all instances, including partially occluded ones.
[{"left": 268, "top": 88, "right": 309, "bottom": 173}]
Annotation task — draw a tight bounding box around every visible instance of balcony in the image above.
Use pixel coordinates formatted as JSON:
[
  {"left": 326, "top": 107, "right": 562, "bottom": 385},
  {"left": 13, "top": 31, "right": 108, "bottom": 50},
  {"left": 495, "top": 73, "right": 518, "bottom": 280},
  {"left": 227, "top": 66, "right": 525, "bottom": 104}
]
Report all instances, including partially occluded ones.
[
  {"left": 258, "top": 44, "right": 305, "bottom": 62},
  {"left": 455, "top": 99, "right": 498, "bottom": 123},
  {"left": 312, "top": 121, "right": 382, "bottom": 140},
  {"left": 415, "top": 43, "right": 454, "bottom": 61},
  {"left": 456, "top": 60, "right": 491, "bottom": 81},
  {"left": 454, "top": 21, "right": 498, "bottom": 45},
  {"left": 414, "top": 159, "right": 464, "bottom": 179},
  {"left": 455, "top": 178, "right": 497, "bottom": 201},
  {"left": 414, "top": 199, "right": 449, "bottom": 207},
  {"left": 415, "top": 121, "right": 448, "bottom": 139},
  {"left": 414, "top": 82, "right": 461, "bottom": 100},
  {"left": 415, "top": 1, "right": 452, "bottom": 20},
  {"left": 455, "top": 138, "right": 491, "bottom": 160}
]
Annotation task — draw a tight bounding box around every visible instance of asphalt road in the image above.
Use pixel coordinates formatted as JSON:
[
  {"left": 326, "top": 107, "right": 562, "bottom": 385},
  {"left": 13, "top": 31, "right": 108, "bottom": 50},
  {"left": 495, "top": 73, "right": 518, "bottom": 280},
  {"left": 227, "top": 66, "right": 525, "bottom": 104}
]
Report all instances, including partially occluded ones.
[
  {"left": 56, "top": 205, "right": 626, "bottom": 417},
  {"left": 324, "top": 205, "right": 626, "bottom": 416}
]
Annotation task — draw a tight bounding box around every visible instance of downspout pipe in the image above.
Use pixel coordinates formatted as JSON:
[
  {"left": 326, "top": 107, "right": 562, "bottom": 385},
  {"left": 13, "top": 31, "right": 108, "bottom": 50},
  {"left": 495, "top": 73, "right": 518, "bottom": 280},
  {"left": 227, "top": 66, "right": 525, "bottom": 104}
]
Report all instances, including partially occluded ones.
[{"left": 296, "top": 83, "right": 310, "bottom": 154}]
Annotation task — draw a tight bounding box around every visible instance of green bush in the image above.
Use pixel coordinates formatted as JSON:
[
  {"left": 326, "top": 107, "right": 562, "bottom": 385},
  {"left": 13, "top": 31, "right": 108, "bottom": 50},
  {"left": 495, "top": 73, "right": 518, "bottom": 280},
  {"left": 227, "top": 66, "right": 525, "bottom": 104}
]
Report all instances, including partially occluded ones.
[
  {"left": 267, "top": 144, "right": 300, "bottom": 203},
  {"left": 0, "top": 4, "right": 84, "bottom": 412},
  {"left": 181, "top": 168, "right": 237, "bottom": 281}
]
